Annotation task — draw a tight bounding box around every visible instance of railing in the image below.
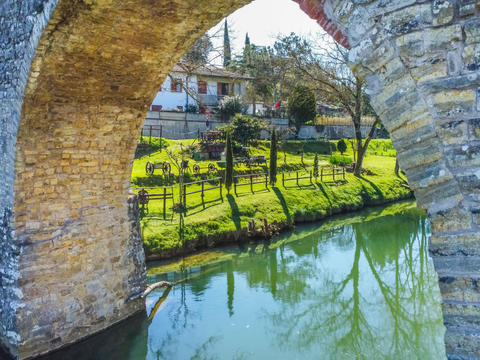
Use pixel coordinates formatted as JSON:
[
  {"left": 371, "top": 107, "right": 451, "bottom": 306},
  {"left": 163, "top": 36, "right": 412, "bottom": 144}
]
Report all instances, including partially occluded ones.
[
  {"left": 182, "top": 178, "right": 223, "bottom": 206},
  {"left": 143, "top": 125, "right": 162, "bottom": 143},
  {"left": 132, "top": 186, "right": 174, "bottom": 219},
  {"left": 234, "top": 173, "right": 269, "bottom": 196},
  {"left": 320, "top": 167, "right": 346, "bottom": 182},
  {"left": 282, "top": 171, "right": 312, "bottom": 187}
]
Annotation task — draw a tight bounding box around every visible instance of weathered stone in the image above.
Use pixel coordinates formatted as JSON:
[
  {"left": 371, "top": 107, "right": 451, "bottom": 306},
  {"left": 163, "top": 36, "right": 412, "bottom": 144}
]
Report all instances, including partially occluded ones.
[
  {"left": 436, "top": 119, "right": 469, "bottom": 145},
  {"left": 430, "top": 233, "right": 480, "bottom": 256},
  {"left": 432, "top": 0, "right": 455, "bottom": 26},
  {"left": 463, "top": 44, "right": 480, "bottom": 71},
  {"left": 381, "top": 4, "right": 432, "bottom": 36},
  {"left": 433, "top": 89, "right": 476, "bottom": 117},
  {"left": 430, "top": 206, "right": 473, "bottom": 234},
  {"left": 396, "top": 136, "right": 443, "bottom": 171},
  {"left": 405, "top": 160, "right": 454, "bottom": 190},
  {"left": 465, "top": 21, "right": 480, "bottom": 45},
  {"left": 444, "top": 144, "right": 480, "bottom": 168}
]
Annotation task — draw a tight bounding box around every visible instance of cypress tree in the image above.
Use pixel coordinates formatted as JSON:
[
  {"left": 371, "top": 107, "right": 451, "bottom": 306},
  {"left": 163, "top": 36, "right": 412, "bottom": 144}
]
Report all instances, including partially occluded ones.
[
  {"left": 269, "top": 128, "right": 278, "bottom": 186},
  {"left": 225, "top": 130, "right": 234, "bottom": 193},
  {"left": 223, "top": 19, "right": 232, "bottom": 68},
  {"left": 313, "top": 153, "right": 319, "bottom": 180}
]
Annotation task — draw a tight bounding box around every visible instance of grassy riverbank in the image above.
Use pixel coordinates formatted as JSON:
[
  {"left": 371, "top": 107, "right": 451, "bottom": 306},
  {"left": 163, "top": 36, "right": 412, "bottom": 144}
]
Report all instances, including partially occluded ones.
[{"left": 136, "top": 140, "right": 410, "bottom": 259}]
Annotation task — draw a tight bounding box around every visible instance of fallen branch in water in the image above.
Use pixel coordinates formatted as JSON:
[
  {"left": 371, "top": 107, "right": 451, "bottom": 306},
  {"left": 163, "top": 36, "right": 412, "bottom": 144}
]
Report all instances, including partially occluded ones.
[
  {"left": 141, "top": 281, "right": 174, "bottom": 298},
  {"left": 127, "top": 281, "right": 174, "bottom": 302}
]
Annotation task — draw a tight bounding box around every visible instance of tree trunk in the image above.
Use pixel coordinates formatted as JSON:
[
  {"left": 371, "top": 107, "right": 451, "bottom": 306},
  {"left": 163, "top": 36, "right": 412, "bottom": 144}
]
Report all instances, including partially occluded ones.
[
  {"left": 353, "top": 118, "right": 363, "bottom": 176},
  {"left": 395, "top": 158, "right": 400, "bottom": 177},
  {"left": 353, "top": 118, "right": 378, "bottom": 177}
]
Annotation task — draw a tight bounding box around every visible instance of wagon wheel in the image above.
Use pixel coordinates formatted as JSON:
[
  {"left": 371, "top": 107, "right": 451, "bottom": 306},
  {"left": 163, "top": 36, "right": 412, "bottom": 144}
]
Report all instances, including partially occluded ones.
[
  {"left": 193, "top": 164, "right": 201, "bottom": 174},
  {"left": 146, "top": 161, "right": 155, "bottom": 175},
  {"left": 208, "top": 163, "right": 216, "bottom": 172},
  {"left": 162, "top": 161, "right": 171, "bottom": 174}
]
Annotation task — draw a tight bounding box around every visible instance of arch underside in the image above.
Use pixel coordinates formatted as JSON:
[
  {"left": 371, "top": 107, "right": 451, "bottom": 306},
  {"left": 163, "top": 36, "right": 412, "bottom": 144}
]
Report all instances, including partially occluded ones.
[{"left": 1, "top": 0, "right": 480, "bottom": 359}]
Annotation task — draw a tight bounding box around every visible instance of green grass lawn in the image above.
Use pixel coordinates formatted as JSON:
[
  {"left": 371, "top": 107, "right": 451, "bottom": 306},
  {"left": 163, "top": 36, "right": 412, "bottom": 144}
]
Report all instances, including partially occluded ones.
[{"left": 133, "top": 138, "right": 409, "bottom": 259}]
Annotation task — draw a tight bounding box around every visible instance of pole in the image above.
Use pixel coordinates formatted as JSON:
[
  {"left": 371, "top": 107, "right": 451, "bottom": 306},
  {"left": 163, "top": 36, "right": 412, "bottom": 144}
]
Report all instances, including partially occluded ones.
[
  {"left": 310, "top": 170, "right": 312, "bottom": 183},
  {"left": 343, "top": 167, "right": 346, "bottom": 180},
  {"left": 321, "top": 168, "right": 323, "bottom": 182},
  {"left": 282, "top": 172, "right": 285, "bottom": 187},
  {"left": 183, "top": 184, "right": 187, "bottom": 205},
  {"left": 333, "top": 168, "right": 335, "bottom": 182},
  {"left": 220, "top": 178, "right": 223, "bottom": 199},
  {"left": 250, "top": 175, "right": 253, "bottom": 193},
  {"left": 163, "top": 187, "right": 166, "bottom": 219},
  {"left": 265, "top": 174, "right": 268, "bottom": 189},
  {"left": 149, "top": 125, "right": 152, "bottom": 144},
  {"left": 296, "top": 171, "right": 299, "bottom": 186},
  {"left": 201, "top": 181, "right": 205, "bottom": 200}
]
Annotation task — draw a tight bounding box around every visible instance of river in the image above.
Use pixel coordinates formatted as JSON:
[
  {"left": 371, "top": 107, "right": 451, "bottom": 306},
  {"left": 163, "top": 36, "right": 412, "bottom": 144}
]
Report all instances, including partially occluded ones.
[{"left": 39, "top": 200, "right": 446, "bottom": 360}]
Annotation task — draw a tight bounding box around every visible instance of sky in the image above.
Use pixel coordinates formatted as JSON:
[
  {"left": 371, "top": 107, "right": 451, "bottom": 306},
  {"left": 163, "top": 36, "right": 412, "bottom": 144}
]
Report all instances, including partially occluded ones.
[{"left": 208, "top": 0, "right": 323, "bottom": 59}]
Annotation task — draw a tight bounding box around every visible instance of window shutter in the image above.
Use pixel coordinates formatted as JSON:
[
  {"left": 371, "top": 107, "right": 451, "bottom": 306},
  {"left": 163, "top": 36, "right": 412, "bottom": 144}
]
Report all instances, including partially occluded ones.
[{"left": 198, "top": 81, "right": 207, "bottom": 94}]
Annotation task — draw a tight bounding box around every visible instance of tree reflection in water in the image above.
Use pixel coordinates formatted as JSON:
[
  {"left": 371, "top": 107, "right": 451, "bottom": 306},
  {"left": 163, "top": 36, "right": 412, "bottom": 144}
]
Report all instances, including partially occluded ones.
[
  {"left": 265, "top": 213, "right": 446, "bottom": 359},
  {"left": 142, "top": 204, "right": 446, "bottom": 360}
]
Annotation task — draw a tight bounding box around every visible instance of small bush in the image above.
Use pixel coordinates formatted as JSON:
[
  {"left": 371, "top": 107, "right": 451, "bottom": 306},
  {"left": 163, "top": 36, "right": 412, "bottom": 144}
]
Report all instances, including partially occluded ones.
[
  {"left": 218, "top": 95, "right": 247, "bottom": 120},
  {"left": 337, "top": 139, "right": 347, "bottom": 155},
  {"left": 185, "top": 104, "right": 199, "bottom": 113}
]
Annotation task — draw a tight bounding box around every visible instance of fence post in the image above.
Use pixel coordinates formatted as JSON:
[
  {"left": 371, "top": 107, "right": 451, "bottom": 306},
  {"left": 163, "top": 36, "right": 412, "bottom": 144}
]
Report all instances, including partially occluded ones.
[
  {"left": 163, "top": 187, "right": 166, "bottom": 219},
  {"left": 296, "top": 171, "right": 299, "bottom": 186},
  {"left": 343, "top": 167, "right": 346, "bottom": 180},
  {"left": 250, "top": 175, "right": 254, "bottom": 193},
  {"left": 310, "top": 170, "right": 312, "bottom": 183},
  {"left": 282, "top": 172, "right": 285, "bottom": 187},
  {"left": 183, "top": 184, "right": 187, "bottom": 206},
  {"left": 234, "top": 177, "right": 237, "bottom": 197},
  {"left": 265, "top": 174, "right": 268, "bottom": 189},
  {"left": 149, "top": 125, "right": 152, "bottom": 144},
  {"left": 333, "top": 168, "right": 335, "bottom": 182},
  {"left": 220, "top": 178, "right": 223, "bottom": 199},
  {"left": 201, "top": 181, "right": 205, "bottom": 200},
  {"left": 321, "top": 168, "right": 323, "bottom": 182}
]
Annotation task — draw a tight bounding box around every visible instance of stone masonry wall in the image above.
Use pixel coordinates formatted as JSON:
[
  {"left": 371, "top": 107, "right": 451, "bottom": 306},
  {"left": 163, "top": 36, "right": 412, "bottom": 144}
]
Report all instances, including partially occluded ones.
[
  {"left": 3, "top": 0, "right": 250, "bottom": 358},
  {"left": 0, "top": 1, "right": 59, "bottom": 356},
  {"left": 295, "top": 0, "right": 480, "bottom": 358}
]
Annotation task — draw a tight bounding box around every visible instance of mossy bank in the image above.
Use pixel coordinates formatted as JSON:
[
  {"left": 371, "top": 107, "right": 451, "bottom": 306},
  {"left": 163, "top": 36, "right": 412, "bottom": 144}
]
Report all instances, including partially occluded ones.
[{"left": 140, "top": 154, "right": 411, "bottom": 260}]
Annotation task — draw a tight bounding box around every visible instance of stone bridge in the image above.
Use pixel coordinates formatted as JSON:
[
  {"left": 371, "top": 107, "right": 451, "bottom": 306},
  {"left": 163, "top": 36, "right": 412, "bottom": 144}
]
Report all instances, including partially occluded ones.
[{"left": 1, "top": 0, "right": 480, "bottom": 358}]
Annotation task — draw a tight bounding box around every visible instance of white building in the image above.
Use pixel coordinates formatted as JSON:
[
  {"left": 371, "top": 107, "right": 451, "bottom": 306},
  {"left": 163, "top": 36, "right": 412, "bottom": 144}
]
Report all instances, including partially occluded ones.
[{"left": 151, "top": 64, "right": 251, "bottom": 112}]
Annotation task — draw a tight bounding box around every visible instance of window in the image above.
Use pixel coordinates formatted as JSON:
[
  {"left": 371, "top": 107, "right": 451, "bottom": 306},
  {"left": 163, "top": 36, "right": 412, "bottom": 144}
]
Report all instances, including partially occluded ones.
[
  {"left": 171, "top": 78, "right": 182, "bottom": 93},
  {"left": 198, "top": 81, "right": 207, "bottom": 94},
  {"left": 217, "top": 82, "right": 229, "bottom": 96}
]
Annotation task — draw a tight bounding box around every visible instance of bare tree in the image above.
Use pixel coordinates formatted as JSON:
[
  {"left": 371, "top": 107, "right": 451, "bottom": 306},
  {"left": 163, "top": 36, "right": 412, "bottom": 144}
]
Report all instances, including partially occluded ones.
[{"left": 274, "top": 33, "right": 379, "bottom": 176}]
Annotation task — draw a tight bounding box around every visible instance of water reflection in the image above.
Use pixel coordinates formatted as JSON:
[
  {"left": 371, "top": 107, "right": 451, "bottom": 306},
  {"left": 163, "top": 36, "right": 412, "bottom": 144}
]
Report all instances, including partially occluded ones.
[
  {"left": 38, "top": 201, "right": 446, "bottom": 360},
  {"left": 144, "top": 203, "right": 445, "bottom": 360}
]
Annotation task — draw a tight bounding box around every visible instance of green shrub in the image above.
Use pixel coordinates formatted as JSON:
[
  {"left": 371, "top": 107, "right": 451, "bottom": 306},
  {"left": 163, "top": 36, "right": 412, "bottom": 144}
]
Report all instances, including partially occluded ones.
[
  {"left": 218, "top": 95, "right": 247, "bottom": 120},
  {"left": 329, "top": 155, "right": 353, "bottom": 165},
  {"left": 287, "top": 85, "right": 316, "bottom": 132},
  {"left": 221, "top": 114, "right": 265, "bottom": 145},
  {"left": 337, "top": 139, "right": 347, "bottom": 155}
]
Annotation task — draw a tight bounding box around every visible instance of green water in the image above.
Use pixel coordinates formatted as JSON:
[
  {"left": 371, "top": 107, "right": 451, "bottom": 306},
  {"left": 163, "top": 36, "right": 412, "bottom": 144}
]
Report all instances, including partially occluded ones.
[{"left": 39, "top": 201, "right": 446, "bottom": 360}]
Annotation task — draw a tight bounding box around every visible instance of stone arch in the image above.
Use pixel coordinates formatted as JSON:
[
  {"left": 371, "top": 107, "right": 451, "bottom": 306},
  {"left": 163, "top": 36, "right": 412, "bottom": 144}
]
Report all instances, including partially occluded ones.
[{"left": 1, "top": 0, "right": 479, "bottom": 359}]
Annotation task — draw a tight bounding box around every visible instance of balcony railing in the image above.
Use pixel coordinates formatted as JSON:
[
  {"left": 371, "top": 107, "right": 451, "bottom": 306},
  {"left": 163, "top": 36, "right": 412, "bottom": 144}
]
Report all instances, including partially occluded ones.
[{"left": 199, "top": 94, "right": 228, "bottom": 106}]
